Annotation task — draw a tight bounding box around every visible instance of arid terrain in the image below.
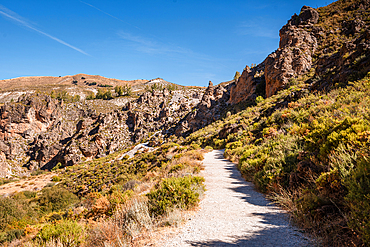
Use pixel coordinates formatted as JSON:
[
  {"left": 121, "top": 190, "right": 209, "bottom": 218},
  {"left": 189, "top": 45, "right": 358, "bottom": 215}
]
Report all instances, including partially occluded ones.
[{"left": 1, "top": 0, "right": 370, "bottom": 246}]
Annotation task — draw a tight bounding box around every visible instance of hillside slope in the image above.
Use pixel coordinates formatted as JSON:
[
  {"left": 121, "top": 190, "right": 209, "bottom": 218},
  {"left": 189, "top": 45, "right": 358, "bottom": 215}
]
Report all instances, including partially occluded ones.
[
  {"left": 0, "top": 73, "right": 147, "bottom": 90},
  {"left": 0, "top": 0, "right": 369, "bottom": 246},
  {"left": 185, "top": 1, "right": 370, "bottom": 245},
  {"left": 229, "top": 0, "right": 370, "bottom": 103},
  {"left": 0, "top": 74, "right": 189, "bottom": 103},
  {"left": 0, "top": 85, "right": 205, "bottom": 177}
]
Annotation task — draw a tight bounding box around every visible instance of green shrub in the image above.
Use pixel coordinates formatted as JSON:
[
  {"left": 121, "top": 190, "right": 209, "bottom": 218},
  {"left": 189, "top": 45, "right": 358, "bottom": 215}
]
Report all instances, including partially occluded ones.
[
  {"left": 38, "top": 220, "right": 85, "bottom": 246},
  {"left": 225, "top": 141, "right": 243, "bottom": 150},
  {"left": 254, "top": 170, "right": 271, "bottom": 193},
  {"left": 296, "top": 190, "right": 328, "bottom": 216},
  {"left": 52, "top": 176, "right": 61, "bottom": 182},
  {"left": 86, "top": 92, "right": 95, "bottom": 100},
  {"left": 95, "top": 88, "right": 113, "bottom": 100},
  {"left": 145, "top": 83, "right": 164, "bottom": 93},
  {"left": 115, "top": 85, "right": 132, "bottom": 96},
  {"left": 234, "top": 71, "right": 241, "bottom": 80},
  {"left": 255, "top": 96, "right": 264, "bottom": 104},
  {"left": 98, "top": 84, "right": 113, "bottom": 88},
  {"left": 115, "top": 85, "right": 124, "bottom": 96},
  {"left": 346, "top": 156, "right": 370, "bottom": 245},
  {"left": 237, "top": 134, "right": 303, "bottom": 192},
  {"left": 213, "top": 139, "right": 226, "bottom": 149},
  {"left": 305, "top": 117, "right": 370, "bottom": 160},
  {"left": 169, "top": 164, "right": 185, "bottom": 173},
  {"left": 185, "top": 150, "right": 204, "bottom": 161},
  {"left": 0, "top": 229, "right": 24, "bottom": 243},
  {"left": 13, "top": 190, "right": 37, "bottom": 200},
  {"left": 38, "top": 187, "right": 79, "bottom": 213},
  {"left": 0, "top": 178, "right": 12, "bottom": 186},
  {"left": 31, "top": 170, "right": 46, "bottom": 176},
  {"left": 0, "top": 197, "right": 30, "bottom": 231},
  {"left": 190, "top": 143, "right": 201, "bottom": 150},
  {"left": 147, "top": 176, "right": 205, "bottom": 216},
  {"left": 54, "top": 91, "right": 80, "bottom": 103}
]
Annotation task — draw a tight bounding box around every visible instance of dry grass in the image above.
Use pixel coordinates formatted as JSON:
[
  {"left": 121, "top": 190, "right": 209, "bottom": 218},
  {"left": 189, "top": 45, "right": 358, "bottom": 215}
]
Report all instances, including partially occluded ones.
[
  {"left": 0, "top": 74, "right": 147, "bottom": 91},
  {"left": 157, "top": 208, "right": 185, "bottom": 227},
  {"left": 267, "top": 184, "right": 299, "bottom": 214},
  {"left": 143, "top": 207, "right": 199, "bottom": 247},
  {"left": 85, "top": 148, "right": 207, "bottom": 246},
  {"left": 165, "top": 152, "right": 204, "bottom": 178},
  {"left": 86, "top": 196, "right": 152, "bottom": 247}
]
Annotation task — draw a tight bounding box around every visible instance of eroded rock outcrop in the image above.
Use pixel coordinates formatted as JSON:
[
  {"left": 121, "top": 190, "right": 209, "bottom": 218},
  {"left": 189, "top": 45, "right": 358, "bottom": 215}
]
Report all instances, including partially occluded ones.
[
  {"left": 230, "top": 2, "right": 370, "bottom": 102},
  {"left": 0, "top": 88, "right": 204, "bottom": 177},
  {"left": 174, "top": 81, "right": 231, "bottom": 136},
  {"left": 229, "top": 6, "right": 319, "bottom": 103},
  {"left": 0, "top": 94, "right": 62, "bottom": 176},
  {"left": 229, "top": 64, "right": 265, "bottom": 104},
  {"left": 0, "top": 94, "right": 61, "bottom": 141},
  {"left": 264, "top": 6, "right": 319, "bottom": 97}
]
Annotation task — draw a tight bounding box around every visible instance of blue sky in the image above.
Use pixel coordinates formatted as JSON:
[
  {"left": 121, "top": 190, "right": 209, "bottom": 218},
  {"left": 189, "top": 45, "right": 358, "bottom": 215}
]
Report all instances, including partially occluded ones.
[{"left": 0, "top": 0, "right": 334, "bottom": 86}]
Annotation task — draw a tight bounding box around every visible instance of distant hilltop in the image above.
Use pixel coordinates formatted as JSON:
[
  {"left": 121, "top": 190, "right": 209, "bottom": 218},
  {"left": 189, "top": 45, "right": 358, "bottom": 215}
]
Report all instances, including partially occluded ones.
[
  {"left": 0, "top": 73, "right": 149, "bottom": 91},
  {"left": 0, "top": 74, "right": 184, "bottom": 103}
]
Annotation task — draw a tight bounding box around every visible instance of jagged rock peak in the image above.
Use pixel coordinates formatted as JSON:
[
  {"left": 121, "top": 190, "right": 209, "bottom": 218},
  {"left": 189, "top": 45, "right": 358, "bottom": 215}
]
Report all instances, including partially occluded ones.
[
  {"left": 229, "top": 64, "right": 265, "bottom": 104},
  {"left": 290, "top": 6, "right": 319, "bottom": 26},
  {"left": 229, "top": 5, "right": 320, "bottom": 103}
]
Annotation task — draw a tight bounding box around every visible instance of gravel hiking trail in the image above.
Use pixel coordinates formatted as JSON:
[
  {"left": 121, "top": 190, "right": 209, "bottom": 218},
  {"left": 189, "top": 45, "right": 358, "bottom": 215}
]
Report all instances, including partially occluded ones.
[{"left": 160, "top": 149, "right": 313, "bottom": 247}]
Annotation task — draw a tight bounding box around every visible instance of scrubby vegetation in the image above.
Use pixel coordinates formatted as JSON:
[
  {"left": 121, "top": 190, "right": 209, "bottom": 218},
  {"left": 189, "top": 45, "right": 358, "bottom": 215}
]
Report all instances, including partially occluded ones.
[
  {"left": 147, "top": 176, "right": 205, "bottom": 216},
  {"left": 181, "top": 0, "right": 370, "bottom": 244},
  {"left": 85, "top": 85, "right": 134, "bottom": 100},
  {"left": 114, "top": 85, "right": 132, "bottom": 96},
  {"left": 145, "top": 83, "right": 179, "bottom": 93},
  {"left": 186, "top": 73, "right": 370, "bottom": 245},
  {"left": 50, "top": 90, "right": 80, "bottom": 103},
  {"left": 95, "top": 88, "right": 113, "bottom": 100},
  {"left": 0, "top": 143, "right": 205, "bottom": 246},
  {"left": 1, "top": 0, "right": 369, "bottom": 246}
]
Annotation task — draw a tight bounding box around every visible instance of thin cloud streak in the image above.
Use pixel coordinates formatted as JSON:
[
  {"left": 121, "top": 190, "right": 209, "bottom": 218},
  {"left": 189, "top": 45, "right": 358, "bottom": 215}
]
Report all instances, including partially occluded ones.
[
  {"left": 117, "top": 31, "right": 214, "bottom": 63},
  {"left": 80, "top": 1, "right": 140, "bottom": 30},
  {"left": 0, "top": 5, "right": 89, "bottom": 56},
  {"left": 118, "top": 32, "right": 154, "bottom": 47},
  {"left": 80, "top": 1, "right": 216, "bottom": 64},
  {"left": 237, "top": 19, "right": 280, "bottom": 39}
]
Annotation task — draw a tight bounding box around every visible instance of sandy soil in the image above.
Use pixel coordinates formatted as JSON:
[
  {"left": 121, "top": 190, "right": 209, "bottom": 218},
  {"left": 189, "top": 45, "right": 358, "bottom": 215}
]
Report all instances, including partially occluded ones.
[{"left": 0, "top": 173, "right": 56, "bottom": 196}]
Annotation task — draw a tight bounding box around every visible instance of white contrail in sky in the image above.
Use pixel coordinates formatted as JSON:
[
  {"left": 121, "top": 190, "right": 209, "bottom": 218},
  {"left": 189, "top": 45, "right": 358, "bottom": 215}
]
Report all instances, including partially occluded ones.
[
  {"left": 80, "top": 1, "right": 140, "bottom": 30},
  {"left": 0, "top": 5, "right": 89, "bottom": 56}
]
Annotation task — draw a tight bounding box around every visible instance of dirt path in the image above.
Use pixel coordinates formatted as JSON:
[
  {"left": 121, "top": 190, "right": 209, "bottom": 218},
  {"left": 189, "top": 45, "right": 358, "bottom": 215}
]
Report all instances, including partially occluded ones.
[
  {"left": 0, "top": 173, "right": 56, "bottom": 196},
  {"left": 160, "top": 149, "right": 312, "bottom": 246}
]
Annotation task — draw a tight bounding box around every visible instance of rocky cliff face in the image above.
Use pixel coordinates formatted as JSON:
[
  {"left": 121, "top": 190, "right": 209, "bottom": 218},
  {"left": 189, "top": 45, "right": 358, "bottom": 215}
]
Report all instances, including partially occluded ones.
[
  {"left": 229, "top": 6, "right": 320, "bottom": 103},
  {"left": 313, "top": 28, "right": 370, "bottom": 91},
  {"left": 0, "top": 94, "right": 61, "bottom": 141},
  {"left": 265, "top": 6, "right": 319, "bottom": 97},
  {"left": 1, "top": 0, "right": 369, "bottom": 178},
  {"left": 0, "top": 88, "right": 203, "bottom": 177},
  {"left": 0, "top": 94, "right": 62, "bottom": 177},
  {"left": 228, "top": 64, "right": 265, "bottom": 104},
  {"left": 230, "top": 0, "right": 370, "bottom": 102},
  {"left": 174, "top": 81, "right": 231, "bottom": 136}
]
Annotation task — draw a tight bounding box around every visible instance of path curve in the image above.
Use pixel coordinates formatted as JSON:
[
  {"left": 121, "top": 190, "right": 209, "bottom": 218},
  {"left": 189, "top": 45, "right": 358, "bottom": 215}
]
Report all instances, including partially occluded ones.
[{"left": 161, "top": 150, "right": 312, "bottom": 246}]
